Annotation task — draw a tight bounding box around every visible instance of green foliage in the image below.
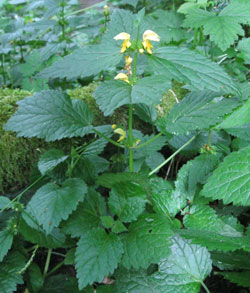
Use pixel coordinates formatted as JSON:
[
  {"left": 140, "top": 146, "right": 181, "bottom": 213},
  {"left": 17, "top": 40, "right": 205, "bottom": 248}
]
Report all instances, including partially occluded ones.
[
  {"left": 219, "top": 271, "right": 250, "bottom": 288},
  {"left": 75, "top": 228, "right": 123, "bottom": 289},
  {"left": 0, "top": 229, "right": 14, "bottom": 262}
]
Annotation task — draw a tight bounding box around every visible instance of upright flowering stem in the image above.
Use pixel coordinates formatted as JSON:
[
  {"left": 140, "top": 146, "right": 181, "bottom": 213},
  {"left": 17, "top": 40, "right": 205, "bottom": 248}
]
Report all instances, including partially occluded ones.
[{"left": 128, "top": 26, "right": 140, "bottom": 172}]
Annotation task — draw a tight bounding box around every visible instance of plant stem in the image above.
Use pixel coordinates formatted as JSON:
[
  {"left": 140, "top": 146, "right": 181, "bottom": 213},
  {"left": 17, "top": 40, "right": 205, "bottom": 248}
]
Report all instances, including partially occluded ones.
[
  {"left": 1, "top": 54, "right": 6, "bottom": 85},
  {"left": 0, "top": 175, "right": 44, "bottom": 214},
  {"left": 18, "top": 245, "right": 39, "bottom": 274},
  {"left": 201, "top": 281, "right": 210, "bottom": 293},
  {"left": 43, "top": 249, "right": 52, "bottom": 278},
  {"left": 148, "top": 134, "right": 197, "bottom": 176},
  {"left": 47, "top": 260, "right": 65, "bottom": 277},
  {"left": 66, "top": 1, "right": 106, "bottom": 16},
  {"left": 135, "top": 132, "right": 163, "bottom": 149},
  {"left": 207, "top": 129, "right": 212, "bottom": 148},
  {"left": 128, "top": 103, "right": 134, "bottom": 172},
  {"left": 93, "top": 129, "right": 125, "bottom": 148}
]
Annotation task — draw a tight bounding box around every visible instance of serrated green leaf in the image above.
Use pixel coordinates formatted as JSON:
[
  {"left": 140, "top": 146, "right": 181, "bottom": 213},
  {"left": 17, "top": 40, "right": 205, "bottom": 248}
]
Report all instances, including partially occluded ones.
[
  {"left": 211, "top": 250, "right": 250, "bottom": 271},
  {"left": 219, "top": 271, "right": 250, "bottom": 288},
  {"left": 156, "top": 91, "right": 239, "bottom": 136},
  {"left": 112, "top": 220, "right": 127, "bottom": 234},
  {"left": 64, "top": 248, "right": 75, "bottom": 265},
  {"left": 4, "top": 90, "right": 93, "bottom": 141},
  {"left": 20, "top": 212, "right": 66, "bottom": 248},
  {"left": 150, "top": 177, "right": 186, "bottom": 218},
  {"left": 76, "top": 228, "right": 123, "bottom": 289},
  {"left": 114, "top": 268, "right": 160, "bottom": 293},
  {"left": 0, "top": 229, "right": 13, "bottom": 262},
  {"left": 38, "top": 149, "right": 68, "bottom": 175},
  {"left": 237, "top": 38, "right": 250, "bottom": 64},
  {"left": 224, "top": 123, "right": 250, "bottom": 142},
  {"left": 0, "top": 252, "right": 26, "bottom": 293},
  {"left": 179, "top": 229, "right": 250, "bottom": 252},
  {"left": 26, "top": 178, "right": 87, "bottom": 234},
  {"left": 27, "top": 263, "right": 44, "bottom": 293},
  {"left": 100, "top": 216, "right": 115, "bottom": 229},
  {"left": 175, "top": 153, "right": 220, "bottom": 202},
  {"left": 201, "top": 146, "right": 250, "bottom": 206},
  {"left": 151, "top": 236, "right": 211, "bottom": 291},
  {"left": 19, "top": 52, "right": 44, "bottom": 77},
  {"left": 148, "top": 47, "right": 239, "bottom": 94},
  {"left": 94, "top": 76, "right": 171, "bottom": 116},
  {"left": 145, "top": 152, "right": 165, "bottom": 171},
  {"left": 61, "top": 188, "right": 106, "bottom": 238},
  {"left": 0, "top": 196, "right": 10, "bottom": 209},
  {"left": 109, "top": 182, "right": 147, "bottom": 223},
  {"left": 121, "top": 214, "right": 174, "bottom": 270},
  {"left": 184, "top": 205, "right": 243, "bottom": 237}
]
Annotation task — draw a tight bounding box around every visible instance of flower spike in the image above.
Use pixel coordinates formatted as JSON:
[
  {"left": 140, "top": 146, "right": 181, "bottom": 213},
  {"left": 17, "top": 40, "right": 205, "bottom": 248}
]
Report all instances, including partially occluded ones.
[
  {"left": 114, "top": 73, "right": 130, "bottom": 83},
  {"left": 114, "top": 128, "right": 126, "bottom": 142}
]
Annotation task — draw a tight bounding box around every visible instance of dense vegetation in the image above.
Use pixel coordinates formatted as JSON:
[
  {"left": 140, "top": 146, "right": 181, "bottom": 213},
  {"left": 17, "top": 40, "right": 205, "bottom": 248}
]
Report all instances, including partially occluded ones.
[{"left": 0, "top": 0, "right": 250, "bottom": 292}]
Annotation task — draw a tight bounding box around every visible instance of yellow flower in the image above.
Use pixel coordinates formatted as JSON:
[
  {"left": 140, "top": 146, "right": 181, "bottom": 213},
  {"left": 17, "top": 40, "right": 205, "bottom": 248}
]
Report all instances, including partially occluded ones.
[
  {"left": 112, "top": 124, "right": 117, "bottom": 129},
  {"left": 139, "top": 48, "right": 144, "bottom": 54},
  {"left": 125, "top": 55, "right": 133, "bottom": 67},
  {"left": 114, "top": 128, "right": 126, "bottom": 142},
  {"left": 104, "top": 5, "right": 109, "bottom": 15},
  {"left": 114, "top": 32, "right": 131, "bottom": 53},
  {"left": 114, "top": 73, "right": 129, "bottom": 83},
  {"left": 142, "top": 30, "right": 160, "bottom": 54}
]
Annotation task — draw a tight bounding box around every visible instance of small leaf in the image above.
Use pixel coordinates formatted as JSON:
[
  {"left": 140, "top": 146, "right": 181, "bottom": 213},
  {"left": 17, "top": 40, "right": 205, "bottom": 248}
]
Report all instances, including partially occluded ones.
[
  {"left": 40, "top": 274, "right": 80, "bottom": 293},
  {"left": 4, "top": 90, "right": 93, "bottom": 141},
  {"left": 201, "top": 146, "right": 250, "bottom": 206},
  {"left": 26, "top": 178, "right": 87, "bottom": 234},
  {"left": 121, "top": 214, "right": 174, "bottom": 270},
  {"left": 75, "top": 228, "right": 123, "bottom": 289},
  {"left": 38, "top": 149, "right": 68, "bottom": 175},
  {"left": 0, "top": 229, "right": 14, "bottom": 262},
  {"left": 151, "top": 236, "right": 212, "bottom": 291}
]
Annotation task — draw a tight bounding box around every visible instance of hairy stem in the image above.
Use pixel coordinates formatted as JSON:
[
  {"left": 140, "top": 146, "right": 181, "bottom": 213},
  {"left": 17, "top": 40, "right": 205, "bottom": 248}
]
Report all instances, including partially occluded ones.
[
  {"left": 201, "top": 281, "right": 210, "bottom": 293},
  {"left": 93, "top": 129, "right": 125, "bottom": 148}
]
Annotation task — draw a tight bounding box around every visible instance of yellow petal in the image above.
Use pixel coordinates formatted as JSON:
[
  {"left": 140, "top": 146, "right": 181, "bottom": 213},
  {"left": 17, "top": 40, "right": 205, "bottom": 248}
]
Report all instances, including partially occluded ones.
[
  {"left": 114, "top": 128, "right": 126, "bottom": 142},
  {"left": 112, "top": 124, "right": 117, "bottom": 129},
  {"left": 125, "top": 55, "right": 133, "bottom": 67},
  {"left": 120, "top": 39, "right": 131, "bottom": 53},
  {"left": 143, "top": 30, "right": 160, "bottom": 42},
  {"left": 142, "top": 39, "right": 153, "bottom": 54},
  {"left": 139, "top": 48, "right": 144, "bottom": 54},
  {"left": 114, "top": 73, "right": 129, "bottom": 83},
  {"left": 114, "top": 32, "right": 131, "bottom": 40}
]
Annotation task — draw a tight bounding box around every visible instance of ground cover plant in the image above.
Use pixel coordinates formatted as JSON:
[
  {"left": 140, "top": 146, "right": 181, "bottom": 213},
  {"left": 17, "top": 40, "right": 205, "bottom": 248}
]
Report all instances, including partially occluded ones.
[{"left": 0, "top": 0, "right": 250, "bottom": 292}]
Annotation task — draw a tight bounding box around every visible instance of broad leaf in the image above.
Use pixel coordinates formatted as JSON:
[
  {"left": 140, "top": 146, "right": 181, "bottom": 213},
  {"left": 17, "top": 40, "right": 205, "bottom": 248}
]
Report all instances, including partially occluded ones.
[
  {"left": 108, "top": 182, "right": 147, "bottom": 223},
  {"left": 4, "top": 90, "right": 93, "bottom": 141},
  {"left": 201, "top": 146, "right": 250, "bottom": 206},
  {"left": 0, "top": 252, "right": 26, "bottom": 293},
  {"left": 0, "top": 229, "right": 13, "bottom": 262},
  {"left": 40, "top": 274, "right": 80, "bottom": 293},
  {"left": 121, "top": 214, "right": 174, "bottom": 270},
  {"left": 0, "top": 196, "right": 10, "bottom": 209},
  {"left": 114, "top": 268, "right": 160, "bottom": 293},
  {"left": 20, "top": 211, "right": 66, "bottom": 248},
  {"left": 75, "top": 228, "right": 123, "bottom": 289},
  {"left": 61, "top": 188, "right": 106, "bottom": 238},
  {"left": 94, "top": 76, "right": 171, "bottom": 116},
  {"left": 38, "top": 149, "right": 68, "bottom": 175},
  {"left": 238, "top": 37, "right": 250, "bottom": 64},
  {"left": 219, "top": 271, "right": 250, "bottom": 288},
  {"left": 151, "top": 236, "right": 212, "bottom": 291},
  {"left": 179, "top": 229, "right": 250, "bottom": 252},
  {"left": 156, "top": 91, "right": 239, "bottom": 136},
  {"left": 26, "top": 178, "right": 87, "bottom": 234},
  {"left": 148, "top": 47, "right": 239, "bottom": 94}
]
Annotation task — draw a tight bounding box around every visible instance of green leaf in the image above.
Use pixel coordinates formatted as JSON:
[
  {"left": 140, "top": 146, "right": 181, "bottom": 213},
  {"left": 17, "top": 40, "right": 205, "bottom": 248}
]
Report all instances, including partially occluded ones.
[
  {"left": 211, "top": 250, "right": 250, "bottom": 271},
  {"left": 120, "top": 0, "right": 139, "bottom": 7},
  {"left": 20, "top": 212, "right": 66, "bottom": 248},
  {"left": 151, "top": 236, "right": 212, "bottom": 291},
  {"left": 40, "top": 274, "right": 80, "bottom": 293},
  {"left": 150, "top": 177, "right": 186, "bottom": 218},
  {"left": 114, "top": 268, "right": 160, "bottom": 293},
  {"left": 174, "top": 153, "right": 221, "bottom": 202},
  {"left": 108, "top": 182, "right": 147, "bottom": 223},
  {"left": 238, "top": 37, "right": 250, "bottom": 64},
  {"left": 38, "top": 149, "right": 68, "bottom": 175},
  {"left": 94, "top": 76, "right": 171, "bottom": 116},
  {"left": 27, "top": 263, "right": 44, "bottom": 293},
  {"left": 100, "top": 216, "right": 115, "bottom": 229},
  {"left": 219, "top": 271, "right": 250, "bottom": 288},
  {"left": 4, "top": 90, "right": 93, "bottom": 141},
  {"left": 156, "top": 91, "right": 239, "bottom": 135},
  {"left": 61, "top": 188, "right": 106, "bottom": 238},
  {"left": 179, "top": 229, "right": 250, "bottom": 252},
  {"left": 0, "top": 196, "right": 10, "bottom": 209},
  {"left": 26, "top": 178, "right": 87, "bottom": 234},
  {"left": 75, "top": 228, "right": 123, "bottom": 289},
  {"left": 0, "top": 252, "right": 26, "bottom": 293},
  {"left": 148, "top": 47, "right": 239, "bottom": 94},
  {"left": 0, "top": 229, "right": 13, "bottom": 262},
  {"left": 121, "top": 214, "right": 174, "bottom": 270},
  {"left": 201, "top": 146, "right": 250, "bottom": 206},
  {"left": 217, "top": 98, "right": 250, "bottom": 129}
]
